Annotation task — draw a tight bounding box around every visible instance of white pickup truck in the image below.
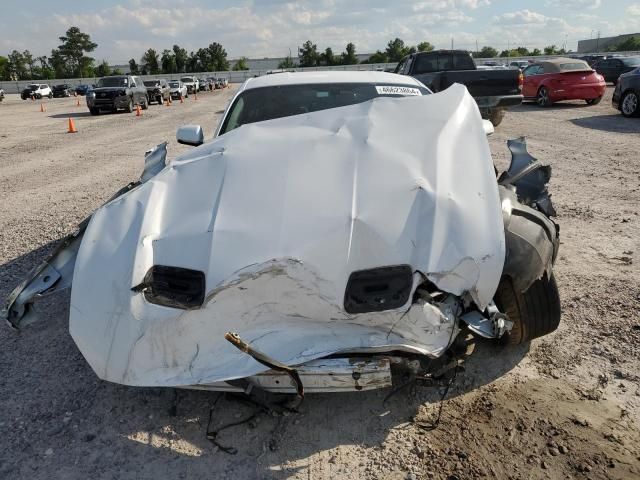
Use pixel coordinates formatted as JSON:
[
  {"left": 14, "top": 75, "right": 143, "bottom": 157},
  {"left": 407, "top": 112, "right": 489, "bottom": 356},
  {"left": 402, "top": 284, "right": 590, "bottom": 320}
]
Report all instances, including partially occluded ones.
[{"left": 180, "top": 76, "right": 199, "bottom": 94}]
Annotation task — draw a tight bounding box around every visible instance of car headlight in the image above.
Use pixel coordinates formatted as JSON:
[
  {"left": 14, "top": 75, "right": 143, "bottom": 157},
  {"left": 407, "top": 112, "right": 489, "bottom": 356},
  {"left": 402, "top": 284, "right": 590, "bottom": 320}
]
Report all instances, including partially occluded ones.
[{"left": 87, "top": 91, "right": 96, "bottom": 98}]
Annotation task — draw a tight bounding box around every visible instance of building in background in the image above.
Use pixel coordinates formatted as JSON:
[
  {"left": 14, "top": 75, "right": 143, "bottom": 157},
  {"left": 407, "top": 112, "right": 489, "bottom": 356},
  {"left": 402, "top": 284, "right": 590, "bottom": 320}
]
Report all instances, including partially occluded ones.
[{"left": 578, "top": 33, "right": 640, "bottom": 52}]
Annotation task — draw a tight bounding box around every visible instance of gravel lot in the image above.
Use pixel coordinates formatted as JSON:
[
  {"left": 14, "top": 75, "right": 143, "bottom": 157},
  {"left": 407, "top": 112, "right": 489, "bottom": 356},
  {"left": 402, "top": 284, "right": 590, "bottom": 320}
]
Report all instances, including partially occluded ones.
[{"left": 0, "top": 86, "right": 638, "bottom": 480}]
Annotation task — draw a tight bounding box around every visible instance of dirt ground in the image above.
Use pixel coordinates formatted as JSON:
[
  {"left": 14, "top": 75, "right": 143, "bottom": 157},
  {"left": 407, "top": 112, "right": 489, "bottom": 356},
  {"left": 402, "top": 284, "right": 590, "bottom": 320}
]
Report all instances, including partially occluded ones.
[{"left": 0, "top": 86, "right": 638, "bottom": 480}]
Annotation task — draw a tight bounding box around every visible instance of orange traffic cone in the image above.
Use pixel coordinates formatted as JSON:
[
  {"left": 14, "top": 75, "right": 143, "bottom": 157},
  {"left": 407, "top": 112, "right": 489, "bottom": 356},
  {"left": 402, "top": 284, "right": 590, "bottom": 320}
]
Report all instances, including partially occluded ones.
[
  {"left": 194, "top": 93, "right": 198, "bottom": 101},
  {"left": 136, "top": 104, "right": 142, "bottom": 116},
  {"left": 165, "top": 99, "right": 170, "bottom": 107},
  {"left": 76, "top": 98, "right": 80, "bottom": 107},
  {"left": 67, "top": 117, "right": 77, "bottom": 133},
  {"left": 180, "top": 96, "right": 184, "bottom": 104},
  {"left": 31, "top": 95, "right": 35, "bottom": 101},
  {"left": 40, "top": 103, "right": 46, "bottom": 112}
]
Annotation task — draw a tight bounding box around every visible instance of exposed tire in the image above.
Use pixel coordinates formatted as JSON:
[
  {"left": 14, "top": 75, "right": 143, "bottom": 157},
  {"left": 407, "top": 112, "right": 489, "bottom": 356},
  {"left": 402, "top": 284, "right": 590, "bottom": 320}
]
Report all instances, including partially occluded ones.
[
  {"left": 494, "top": 272, "right": 561, "bottom": 345},
  {"left": 141, "top": 96, "right": 148, "bottom": 110},
  {"left": 586, "top": 96, "right": 602, "bottom": 105},
  {"left": 156, "top": 95, "right": 162, "bottom": 105},
  {"left": 125, "top": 98, "right": 134, "bottom": 113},
  {"left": 89, "top": 108, "right": 100, "bottom": 116},
  {"left": 488, "top": 108, "right": 505, "bottom": 127},
  {"left": 620, "top": 91, "right": 640, "bottom": 117},
  {"left": 536, "top": 87, "right": 552, "bottom": 107}
]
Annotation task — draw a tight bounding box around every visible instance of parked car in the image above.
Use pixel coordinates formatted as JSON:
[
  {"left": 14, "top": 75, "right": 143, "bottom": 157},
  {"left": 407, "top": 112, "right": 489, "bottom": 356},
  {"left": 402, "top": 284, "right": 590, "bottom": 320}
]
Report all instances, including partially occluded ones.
[
  {"left": 86, "top": 75, "right": 148, "bottom": 115},
  {"left": 5, "top": 72, "right": 560, "bottom": 396},
  {"left": 75, "top": 84, "right": 92, "bottom": 96},
  {"left": 594, "top": 56, "right": 640, "bottom": 84},
  {"left": 0, "top": 88, "right": 4, "bottom": 102},
  {"left": 578, "top": 55, "right": 607, "bottom": 67},
  {"left": 509, "top": 61, "right": 530, "bottom": 71},
  {"left": 220, "top": 78, "right": 229, "bottom": 88},
  {"left": 612, "top": 67, "right": 640, "bottom": 117},
  {"left": 52, "top": 84, "right": 72, "bottom": 98},
  {"left": 20, "top": 84, "right": 52, "bottom": 100},
  {"left": 168, "top": 80, "right": 188, "bottom": 100},
  {"left": 143, "top": 79, "right": 171, "bottom": 105},
  {"left": 395, "top": 49, "right": 523, "bottom": 126},
  {"left": 198, "top": 78, "right": 208, "bottom": 91},
  {"left": 180, "top": 76, "right": 199, "bottom": 94},
  {"left": 522, "top": 58, "right": 606, "bottom": 107}
]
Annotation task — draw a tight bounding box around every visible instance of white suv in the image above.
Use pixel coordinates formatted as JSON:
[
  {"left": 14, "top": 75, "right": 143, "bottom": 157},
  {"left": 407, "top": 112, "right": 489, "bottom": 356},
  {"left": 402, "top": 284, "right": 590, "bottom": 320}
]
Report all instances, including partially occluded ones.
[{"left": 21, "top": 84, "right": 53, "bottom": 100}]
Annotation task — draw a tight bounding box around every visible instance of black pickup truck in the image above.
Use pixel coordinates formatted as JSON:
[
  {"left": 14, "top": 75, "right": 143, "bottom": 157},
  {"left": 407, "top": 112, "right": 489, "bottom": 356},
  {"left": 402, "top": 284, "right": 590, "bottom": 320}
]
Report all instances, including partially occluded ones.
[
  {"left": 395, "top": 50, "right": 523, "bottom": 126},
  {"left": 86, "top": 75, "right": 148, "bottom": 115}
]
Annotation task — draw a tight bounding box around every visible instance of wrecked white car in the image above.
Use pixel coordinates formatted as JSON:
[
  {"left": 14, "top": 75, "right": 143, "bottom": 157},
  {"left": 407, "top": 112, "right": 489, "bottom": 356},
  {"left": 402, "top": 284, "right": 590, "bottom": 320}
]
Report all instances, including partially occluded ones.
[{"left": 4, "top": 72, "right": 560, "bottom": 397}]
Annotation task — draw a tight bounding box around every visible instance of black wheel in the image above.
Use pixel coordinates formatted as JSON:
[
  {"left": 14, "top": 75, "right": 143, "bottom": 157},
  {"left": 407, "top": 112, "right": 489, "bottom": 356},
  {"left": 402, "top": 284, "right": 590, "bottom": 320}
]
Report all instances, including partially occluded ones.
[
  {"left": 494, "top": 272, "right": 561, "bottom": 345},
  {"left": 48, "top": 92, "right": 53, "bottom": 99},
  {"left": 488, "top": 108, "right": 505, "bottom": 127},
  {"left": 141, "top": 96, "right": 148, "bottom": 110},
  {"left": 89, "top": 108, "right": 100, "bottom": 116},
  {"left": 586, "top": 96, "right": 602, "bottom": 105},
  {"left": 620, "top": 91, "right": 639, "bottom": 117},
  {"left": 536, "top": 87, "right": 552, "bottom": 107},
  {"left": 125, "top": 98, "right": 134, "bottom": 113},
  {"left": 156, "top": 95, "right": 162, "bottom": 105}
]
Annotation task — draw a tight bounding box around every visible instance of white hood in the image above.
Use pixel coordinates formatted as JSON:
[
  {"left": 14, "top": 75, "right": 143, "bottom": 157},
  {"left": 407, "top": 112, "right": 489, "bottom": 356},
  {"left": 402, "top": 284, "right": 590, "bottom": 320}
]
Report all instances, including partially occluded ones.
[{"left": 69, "top": 84, "right": 505, "bottom": 386}]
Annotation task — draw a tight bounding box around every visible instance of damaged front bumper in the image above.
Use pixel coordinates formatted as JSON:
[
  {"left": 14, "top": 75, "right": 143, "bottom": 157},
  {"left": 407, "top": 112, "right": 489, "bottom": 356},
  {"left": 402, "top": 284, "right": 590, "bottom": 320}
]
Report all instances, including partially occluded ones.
[{"left": 4, "top": 86, "right": 559, "bottom": 393}]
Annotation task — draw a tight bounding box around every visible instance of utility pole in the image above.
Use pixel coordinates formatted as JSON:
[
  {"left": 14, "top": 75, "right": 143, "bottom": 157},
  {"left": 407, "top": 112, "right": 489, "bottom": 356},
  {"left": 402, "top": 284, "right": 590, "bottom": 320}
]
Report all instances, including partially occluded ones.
[
  {"left": 596, "top": 31, "right": 600, "bottom": 52},
  {"left": 451, "top": 37, "right": 454, "bottom": 49},
  {"left": 476, "top": 39, "right": 479, "bottom": 56}
]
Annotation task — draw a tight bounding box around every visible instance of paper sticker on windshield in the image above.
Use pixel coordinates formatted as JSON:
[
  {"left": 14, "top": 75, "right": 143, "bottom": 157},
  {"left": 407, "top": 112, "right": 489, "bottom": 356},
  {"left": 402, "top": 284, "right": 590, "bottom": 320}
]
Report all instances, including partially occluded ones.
[{"left": 376, "top": 86, "right": 421, "bottom": 96}]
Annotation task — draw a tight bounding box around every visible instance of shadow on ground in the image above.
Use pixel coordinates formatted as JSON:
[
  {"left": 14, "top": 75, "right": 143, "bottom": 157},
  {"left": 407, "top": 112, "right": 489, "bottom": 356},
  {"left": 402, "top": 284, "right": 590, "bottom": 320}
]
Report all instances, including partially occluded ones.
[
  {"left": 0, "top": 239, "right": 529, "bottom": 479},
  {"left": 570, "top": 114, "right": 640, "bottom": 133}
]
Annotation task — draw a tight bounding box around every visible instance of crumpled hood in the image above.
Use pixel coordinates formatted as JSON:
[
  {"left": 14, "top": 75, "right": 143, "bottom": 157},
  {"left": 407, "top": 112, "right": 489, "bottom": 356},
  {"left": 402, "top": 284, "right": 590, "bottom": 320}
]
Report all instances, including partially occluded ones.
[{"left": 69, "top": 84, "right": 505, "bottom": 386}]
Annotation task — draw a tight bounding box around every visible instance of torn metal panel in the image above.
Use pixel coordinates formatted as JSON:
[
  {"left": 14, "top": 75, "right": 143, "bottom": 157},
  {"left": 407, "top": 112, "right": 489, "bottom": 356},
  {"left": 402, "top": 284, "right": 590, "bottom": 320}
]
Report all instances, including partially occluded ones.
[{"left": 4, "top": 144, "right": 168, "bottom": 329}]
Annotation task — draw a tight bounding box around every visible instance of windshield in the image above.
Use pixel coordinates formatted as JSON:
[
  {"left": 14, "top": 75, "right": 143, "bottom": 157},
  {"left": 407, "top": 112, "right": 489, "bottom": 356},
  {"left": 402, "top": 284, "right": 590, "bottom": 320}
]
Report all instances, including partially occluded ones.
[
  {"left": 143, "top": 80, "right": 159, "bottom": 87},
  {"left": 27, "top": 84, "right": 38, "bottom": 90},
  {"left": 169, "top": 81, "right": 179, "bottom": 87},
  {"left": 97, "top": 77, "right": 128, "bottom": 88},
  {"left": 180, "top": 77, "right": 192, "bottom": 82},
  {"left": 220, "top": 82, "right": 428, "bottom": 135},
  {"left": 622, "top": 57, "right": 640, "bottom": 67}
]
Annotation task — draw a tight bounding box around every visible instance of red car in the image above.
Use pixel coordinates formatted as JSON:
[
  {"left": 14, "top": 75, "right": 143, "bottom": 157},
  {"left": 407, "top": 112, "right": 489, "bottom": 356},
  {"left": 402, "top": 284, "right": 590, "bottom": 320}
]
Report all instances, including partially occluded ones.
[{"left": 522, "top": 57, "right": 606, "bottom": 107}]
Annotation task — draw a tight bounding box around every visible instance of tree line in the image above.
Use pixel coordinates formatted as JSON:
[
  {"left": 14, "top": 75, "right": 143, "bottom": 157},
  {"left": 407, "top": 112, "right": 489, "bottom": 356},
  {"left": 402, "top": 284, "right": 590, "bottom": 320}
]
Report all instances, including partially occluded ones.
[{"left": 3, "top": 25, "right": 638, "bottom": 82}]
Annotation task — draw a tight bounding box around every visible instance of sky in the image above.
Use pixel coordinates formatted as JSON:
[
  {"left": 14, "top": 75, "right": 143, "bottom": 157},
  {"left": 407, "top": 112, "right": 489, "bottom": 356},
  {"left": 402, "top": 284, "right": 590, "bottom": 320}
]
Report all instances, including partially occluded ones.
[{"left": 1, "top": 0, "right": 639, "bottom": 63}]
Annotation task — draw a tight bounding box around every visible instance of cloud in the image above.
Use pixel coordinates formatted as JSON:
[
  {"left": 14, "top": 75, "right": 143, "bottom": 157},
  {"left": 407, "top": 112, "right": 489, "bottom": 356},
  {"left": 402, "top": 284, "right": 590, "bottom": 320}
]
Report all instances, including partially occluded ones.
[
  {"left": 494, "top": 10, "right": 548, "bottom": 25},
  {"left": 627, "top": 4, "right": 640, "bottom": 16},
  {"left": 545, "top": 0, "right": 601, "bottom": 9}
]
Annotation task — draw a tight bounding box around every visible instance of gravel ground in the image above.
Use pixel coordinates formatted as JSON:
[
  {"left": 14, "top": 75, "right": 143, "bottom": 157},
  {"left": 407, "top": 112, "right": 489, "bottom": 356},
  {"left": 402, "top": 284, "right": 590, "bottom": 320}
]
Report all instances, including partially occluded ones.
[{"left": 0, "top": 86, "right": 638, "bottom": 480}]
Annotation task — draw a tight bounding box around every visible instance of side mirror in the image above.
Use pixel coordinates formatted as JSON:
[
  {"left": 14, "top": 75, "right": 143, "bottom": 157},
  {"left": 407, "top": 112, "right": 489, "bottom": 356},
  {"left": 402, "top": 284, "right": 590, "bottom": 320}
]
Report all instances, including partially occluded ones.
[
  {"left": 482, "top": 119, "right": 495, "bottom": 136},
  {"left": 176, "top": 125, "right": 204, "bottom": 146}
]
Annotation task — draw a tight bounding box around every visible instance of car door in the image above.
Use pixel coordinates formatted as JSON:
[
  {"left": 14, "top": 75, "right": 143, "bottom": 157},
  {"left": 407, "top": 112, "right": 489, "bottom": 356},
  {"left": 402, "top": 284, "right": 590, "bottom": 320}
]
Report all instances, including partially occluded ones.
[
  {"left": 522, "top": 65, "right": 541, "bottom": 97},
  {"left": 611, "top": 59, "right": 624, "bottom": 82},
  {"left": 596, "top": 60, "right": 612, "bottom": 82}
]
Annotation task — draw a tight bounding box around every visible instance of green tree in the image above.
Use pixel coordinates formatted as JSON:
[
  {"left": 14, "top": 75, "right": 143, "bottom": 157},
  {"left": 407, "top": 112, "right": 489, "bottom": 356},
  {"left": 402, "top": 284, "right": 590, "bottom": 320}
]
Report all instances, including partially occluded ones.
[
  {"left": 186, "top": 52, "right": 199, "bottom": 72},
  {"left": 320, "top": 47, "right": 335, "bottom": 66},
  {"left": 0, "top": 55, "right": 10, "bottom": 80},
  {"left": 475, "top": 46, "right": 498, "bottom": 58},
  {"left": 531, "top": 48, "right": 542, "bottom": 56},
  {"left": 58, "top": 26, "right": 97, "bottom": 77},
  {"left": 173, "top": 44, "right": 188, "bottom": 72},
  {"left": 8, "top": 50, "right": 27, "bottom": 79},
  {"left": 111, "top": 67, "right": 123, "bottom": 75},
  {"left": 128, "top": 58, "right": 140, "bottom": 74},
  {"left": 544, "top": 45, "right": 559, "bottom": 55},
  {"left": 298, "top": 40, "right": 319, "bottom": 67},
  {"left": 141, "top": 48, "right": 160, "bottom": 74},
  {"left": 161, "top": 49, "right": 176, "bottom": 73},
  {"left": 417, "top": 41, "right": 434, "bottom": 52},
  {"left": 49, "top": 49, "right": 68, "bottom": 78},
  {"left": 340, "top": 42, "right": 358, "bottom": 65},
  {"left": 366, "top": 50, "right": 389, "bottom": 64},
  {"left": 609, "top": 35, "right": 640, "bottom": 51},
  {"left": 233, "top": 56, "right": 249, "bottom": 71},
  {"left": 95, "top": 60, "right": 111, "bottom": 77},
  {"left": 207, "top": 42, "right": 229, "bottom": 71},
  {"left": 278, "top": 54, "right": 296, "bottom": 69},
  {"left": 22, "top": 50, "right": 35, "bottom": 78},
  {"left": 385, "top": 38, "right": 412, "bottom": 62}
]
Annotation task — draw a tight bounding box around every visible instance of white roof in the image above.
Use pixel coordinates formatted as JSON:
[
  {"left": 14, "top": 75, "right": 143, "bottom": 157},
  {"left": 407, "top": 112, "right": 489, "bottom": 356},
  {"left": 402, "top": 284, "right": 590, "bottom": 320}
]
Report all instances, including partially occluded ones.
[{"left": 239, "top": 71, "right": 426, "bottom": 92}]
